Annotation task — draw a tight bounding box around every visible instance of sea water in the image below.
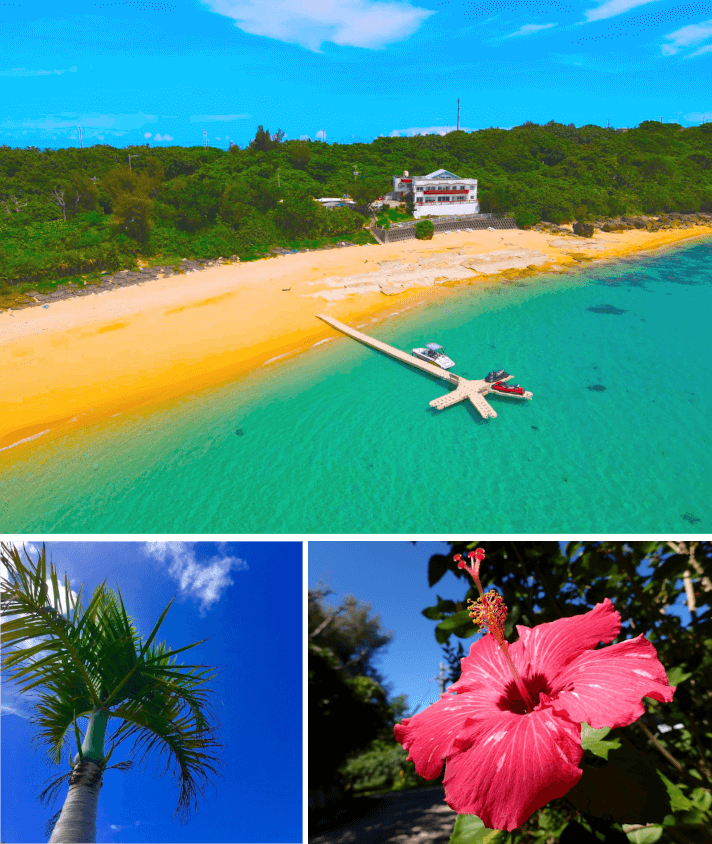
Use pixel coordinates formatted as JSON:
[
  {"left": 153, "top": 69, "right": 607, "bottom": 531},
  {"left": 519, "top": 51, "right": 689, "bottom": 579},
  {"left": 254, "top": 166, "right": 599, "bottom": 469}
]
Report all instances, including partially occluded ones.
[{"left": 2, "top": 237, "right": 711, "bottom": 533}]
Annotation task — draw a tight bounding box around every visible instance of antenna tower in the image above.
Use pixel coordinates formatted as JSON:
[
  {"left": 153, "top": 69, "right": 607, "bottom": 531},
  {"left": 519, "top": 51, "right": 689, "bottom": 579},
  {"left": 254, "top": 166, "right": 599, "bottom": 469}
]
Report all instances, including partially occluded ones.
[
  {"left": 203, "top": 129, "right": 208, "bottom": 148},
  {"left": 78, "top": 125, "right": 83, "bottom": 149},
  {"left": 457, "top": 98, "right": 460, "bottom": 131}
]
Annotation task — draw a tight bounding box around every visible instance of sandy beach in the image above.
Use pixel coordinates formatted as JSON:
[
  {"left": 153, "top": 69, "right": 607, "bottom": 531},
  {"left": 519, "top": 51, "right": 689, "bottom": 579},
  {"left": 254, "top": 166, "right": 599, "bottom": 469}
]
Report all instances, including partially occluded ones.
[{"left": 3, "top": 224, "right": 711, "bottom": 453}]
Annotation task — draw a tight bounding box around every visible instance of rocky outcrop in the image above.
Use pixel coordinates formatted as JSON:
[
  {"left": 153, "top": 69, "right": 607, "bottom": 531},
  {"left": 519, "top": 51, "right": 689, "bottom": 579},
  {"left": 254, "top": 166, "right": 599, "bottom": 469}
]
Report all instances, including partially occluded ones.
[
  {"left": 600, "top": 212, "right": 712, "bottom": 232},
  {"left": 536, "top": 212, "right": 712, "bottom": 235},
  {"left": 573, "top": 221, "right": 595, "bottom": 237}
]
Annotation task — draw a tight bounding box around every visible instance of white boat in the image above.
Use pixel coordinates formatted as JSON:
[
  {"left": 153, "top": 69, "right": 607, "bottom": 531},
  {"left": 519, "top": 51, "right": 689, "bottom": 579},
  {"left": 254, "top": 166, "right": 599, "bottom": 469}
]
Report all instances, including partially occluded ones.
[{"left": 412, "top": 342, "right": 455, "bottom": 370}]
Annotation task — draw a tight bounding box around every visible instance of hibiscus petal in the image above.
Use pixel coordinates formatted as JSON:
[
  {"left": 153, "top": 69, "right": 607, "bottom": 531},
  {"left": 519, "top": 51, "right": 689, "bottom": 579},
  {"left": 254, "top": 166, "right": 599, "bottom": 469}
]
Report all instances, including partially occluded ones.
[
  {"left": 443, "top": 706, "right": 583, "bottom": 830},
  {"left": 544, "top": 634, "right": 676, "bottom": 729},
  {"left": 394, "top": 683, "right": 502, "bottom": 780},
  {"left": 395, "top": 634, "right": 559, "bottom": 784},
  {"left": 514, "top": 598, "right": 622, "bottom": 680},
  {"left": 450, "top": 632, "right": 519, "bottom": 696}
]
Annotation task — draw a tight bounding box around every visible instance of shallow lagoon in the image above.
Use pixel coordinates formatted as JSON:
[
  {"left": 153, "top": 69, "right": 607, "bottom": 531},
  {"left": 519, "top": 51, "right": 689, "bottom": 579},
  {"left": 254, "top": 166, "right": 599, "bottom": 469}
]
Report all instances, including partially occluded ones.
[{"left": 2, "top": 237, "right": 710, "bottom": 533}]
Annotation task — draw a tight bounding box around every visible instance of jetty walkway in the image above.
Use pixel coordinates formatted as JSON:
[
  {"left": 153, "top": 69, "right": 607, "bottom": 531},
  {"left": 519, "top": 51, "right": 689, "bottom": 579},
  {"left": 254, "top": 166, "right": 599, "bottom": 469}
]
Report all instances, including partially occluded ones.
[{"left": 317, "top": 315, "right": 533, "bottom": 420}]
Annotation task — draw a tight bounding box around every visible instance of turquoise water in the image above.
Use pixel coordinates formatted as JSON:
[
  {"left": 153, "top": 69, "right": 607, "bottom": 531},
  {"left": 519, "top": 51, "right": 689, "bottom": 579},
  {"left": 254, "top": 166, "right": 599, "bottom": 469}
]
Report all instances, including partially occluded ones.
[{"left": 2, "top": 238, "right": 711, "bottom": 533}]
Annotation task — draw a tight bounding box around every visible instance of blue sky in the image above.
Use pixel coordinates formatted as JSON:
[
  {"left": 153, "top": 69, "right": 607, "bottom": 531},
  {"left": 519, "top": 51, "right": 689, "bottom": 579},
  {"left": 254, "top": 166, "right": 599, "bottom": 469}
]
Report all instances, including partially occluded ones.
[
  {"left": 2, "top": 0, "right": 710, "bottom": 150},
  {"left": 308, "top": 541, "right": 693, "bottom": 719},
  {"left": 1, "top": 541, "right": 302, "bottom": 844}
]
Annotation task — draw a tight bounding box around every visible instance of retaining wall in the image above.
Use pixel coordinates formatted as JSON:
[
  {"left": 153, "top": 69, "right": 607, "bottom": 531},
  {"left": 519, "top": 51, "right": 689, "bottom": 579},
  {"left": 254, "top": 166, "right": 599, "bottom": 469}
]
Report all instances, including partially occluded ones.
[{"left": 372, "top": 214, "right": 517, "bottom": 244}]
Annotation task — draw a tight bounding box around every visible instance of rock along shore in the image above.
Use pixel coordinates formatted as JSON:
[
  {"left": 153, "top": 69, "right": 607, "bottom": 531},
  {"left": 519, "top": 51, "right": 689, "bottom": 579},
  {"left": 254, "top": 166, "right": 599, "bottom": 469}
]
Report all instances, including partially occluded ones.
[{"left": 6, "top": 241, "right": 364, "bottom": 311}]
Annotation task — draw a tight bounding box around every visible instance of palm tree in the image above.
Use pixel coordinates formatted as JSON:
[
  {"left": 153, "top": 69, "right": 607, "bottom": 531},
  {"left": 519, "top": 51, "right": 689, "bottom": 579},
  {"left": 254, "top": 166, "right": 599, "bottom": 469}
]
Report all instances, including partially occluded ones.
[{"left": 0, "top": 543, "right": 223, "bottom": 844}]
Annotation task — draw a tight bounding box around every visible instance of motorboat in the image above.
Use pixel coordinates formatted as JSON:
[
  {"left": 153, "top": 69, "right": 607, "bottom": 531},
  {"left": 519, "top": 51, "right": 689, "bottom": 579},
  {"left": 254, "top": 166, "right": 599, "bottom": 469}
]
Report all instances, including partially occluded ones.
[
  {"left": 492, "top": 382, "right": 525, "bottom": 396},
  {"left": 412, "top": 343, "right": 455, "bottom": 370},
  {"left": 484, "top": 369, "right": 509, "bottom": 383}
]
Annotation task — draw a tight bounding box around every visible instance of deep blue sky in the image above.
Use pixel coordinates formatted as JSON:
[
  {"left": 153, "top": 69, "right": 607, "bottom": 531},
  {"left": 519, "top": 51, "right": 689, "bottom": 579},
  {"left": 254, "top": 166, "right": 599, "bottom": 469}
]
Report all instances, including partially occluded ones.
[
  {"left": 1, "top": 541, "right": 302, "bottom": 844},
  {"left": 308, "top": 541, "right": 693, "bottom": 718},
  {"left": 2, "top": 0, "right": 710, "bottom": 149}
]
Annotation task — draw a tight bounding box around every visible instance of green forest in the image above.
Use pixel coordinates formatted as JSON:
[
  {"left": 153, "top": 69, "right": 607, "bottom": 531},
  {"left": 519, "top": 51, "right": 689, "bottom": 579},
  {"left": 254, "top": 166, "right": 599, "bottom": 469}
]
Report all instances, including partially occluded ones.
[{"left": 1, "top": 120, "right": 711, "bottom": 297}]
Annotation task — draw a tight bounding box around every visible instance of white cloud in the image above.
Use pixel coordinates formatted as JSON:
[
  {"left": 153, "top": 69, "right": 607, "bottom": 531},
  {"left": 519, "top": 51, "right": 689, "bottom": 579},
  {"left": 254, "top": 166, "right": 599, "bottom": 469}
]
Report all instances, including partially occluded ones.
[
  {"left": 189, "top": 113, "right": 250, "bottom": 122},
  {"left": 315, "top": 129, "right": 327, "bottom": 141},
  {"left": 144, "top": 131, "right": 152, "bottom": 139},
  {"left": 0, "top": 113, "right": 158, "bottom": 141},
  {"left": 389, "top": 125, "right": 468, "bottom": 136},
  {"left": 583, "top": 0, "right": 661, "bottom": 22},
  {"left": 662, "top": 19, "right": 712, "bottom": 56},
  {"left": 688, "top": 43, "right": 712, "bottom": 57},
  {"left": 154, "top": 133, "right": 174, "bottom": 141},
  {"left": 200, "top": 0, "right": 434, "bottom": 52},
  {"left": 685, "top": 110, "right": 712, "bottom": 122},
  {"left": 0, "top": 65, "right": 77, "bottom": 76},
  {"left": 507, "top": 22, "right": 556, "bottom": 37},
  {"left": 299, "top": 134, "right": 310, "bottom": 140},
  {"left": 143, "top": 542, "right": 247, "bottom": 616}
]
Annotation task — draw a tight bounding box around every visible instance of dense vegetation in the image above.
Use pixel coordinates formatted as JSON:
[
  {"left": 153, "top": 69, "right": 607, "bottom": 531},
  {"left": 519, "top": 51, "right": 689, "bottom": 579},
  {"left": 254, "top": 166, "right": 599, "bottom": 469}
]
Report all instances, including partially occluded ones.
[{"left": 1, "top": 120, "right": 710, "bottom": 293}]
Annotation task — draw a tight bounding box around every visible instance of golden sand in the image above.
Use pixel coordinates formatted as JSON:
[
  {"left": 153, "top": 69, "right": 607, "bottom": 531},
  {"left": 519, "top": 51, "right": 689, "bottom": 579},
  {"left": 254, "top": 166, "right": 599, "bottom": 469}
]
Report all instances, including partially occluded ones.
[{"left": 2, "top": 225, "right": 711, "bottom": 453}]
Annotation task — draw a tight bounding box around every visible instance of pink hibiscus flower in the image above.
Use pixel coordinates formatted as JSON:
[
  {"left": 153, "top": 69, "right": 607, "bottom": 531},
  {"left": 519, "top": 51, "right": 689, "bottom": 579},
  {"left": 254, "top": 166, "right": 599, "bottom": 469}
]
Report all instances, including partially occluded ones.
[{"left": 394, "top": 551, "right": 676, "bottom": 831}]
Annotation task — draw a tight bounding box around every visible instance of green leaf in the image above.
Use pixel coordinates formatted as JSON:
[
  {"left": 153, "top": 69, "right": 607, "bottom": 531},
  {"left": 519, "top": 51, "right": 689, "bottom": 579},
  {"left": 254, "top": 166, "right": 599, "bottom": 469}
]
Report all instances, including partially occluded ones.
[
  {"left": 449, "top": 813, "right": 508, "bottom": 844},
  {"left": 665, "top": 666, "right": 693, "bottom": 686},
  {"left": 691, "top": 788, "right": 712, "bottom": 815},
  {"left": 581, "top": 722, "right": 621, "bottom": 760},
  {"left": 438, "top": 610, "right": 474, "bottom": 630},
  {"left": 428, "top": 554, "right": 450, "bottom": 587},
  {"left": 656, "top": 771, "right": 692, "bottom": 812},
  {"left": 73, "top": 710, "right": 84, "bottom": 761},
  {"left": 624, "top": 825, "right": 663, "bottom": 843}
]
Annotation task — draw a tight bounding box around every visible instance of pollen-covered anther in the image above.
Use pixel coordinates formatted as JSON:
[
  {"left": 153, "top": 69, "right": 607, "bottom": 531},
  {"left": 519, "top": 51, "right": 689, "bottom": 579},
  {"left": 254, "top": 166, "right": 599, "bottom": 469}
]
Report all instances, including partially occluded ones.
[{"left": 467, "top": 590, "right": 507, "bottom": 634}]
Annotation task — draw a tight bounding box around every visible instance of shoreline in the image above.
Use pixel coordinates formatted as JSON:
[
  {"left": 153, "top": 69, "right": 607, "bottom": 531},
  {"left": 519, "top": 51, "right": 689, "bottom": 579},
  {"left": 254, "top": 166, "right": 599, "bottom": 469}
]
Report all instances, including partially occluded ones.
[{"left": 3, "top": 224, "right": 712, "bottom": 455}]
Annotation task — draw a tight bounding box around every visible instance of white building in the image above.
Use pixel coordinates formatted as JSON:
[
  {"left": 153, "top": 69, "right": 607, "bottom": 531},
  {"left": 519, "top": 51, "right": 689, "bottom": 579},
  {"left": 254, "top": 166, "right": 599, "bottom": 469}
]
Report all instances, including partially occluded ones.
[{"left": 390, "top": 168, "right": 479, "bottom": 218}]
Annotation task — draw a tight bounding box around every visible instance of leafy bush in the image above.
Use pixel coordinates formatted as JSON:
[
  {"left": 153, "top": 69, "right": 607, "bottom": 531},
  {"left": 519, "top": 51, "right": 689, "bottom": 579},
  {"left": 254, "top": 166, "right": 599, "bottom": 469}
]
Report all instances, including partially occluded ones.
[
  {"left": 340, "top": 740, "right": 423, "bottom": 794},
  {"left": 541, "top": 199, "right": 574, "bottom": 225},
  {"left": 76, "top": 210, "right": 105, "bottom": 227},
  {"left": 414, "top": 219, "right": 434, "bottom": 240},
  {"left": 274, "top": 193, "right": 325, "bottom": 238},
  {"left": 515, "top": 210, "right": 539, "bottom": 228}
]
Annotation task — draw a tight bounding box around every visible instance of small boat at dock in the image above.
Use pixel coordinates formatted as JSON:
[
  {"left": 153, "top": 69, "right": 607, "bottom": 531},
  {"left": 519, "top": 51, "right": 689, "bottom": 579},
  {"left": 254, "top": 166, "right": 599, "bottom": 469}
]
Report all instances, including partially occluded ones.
[
  {"left": 484, "top": 369, "right": 510, "bottom": 383},
  {"left": 412, "top": 343, "right": 455, "bottom": 370},
  {"left": 492, "top": 382, "right": 525, "bottom": 396}
]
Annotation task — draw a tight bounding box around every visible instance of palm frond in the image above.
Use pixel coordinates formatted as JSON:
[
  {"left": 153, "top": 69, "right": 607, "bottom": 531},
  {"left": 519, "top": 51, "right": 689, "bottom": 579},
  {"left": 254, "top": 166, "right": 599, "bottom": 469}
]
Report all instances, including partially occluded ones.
[
  {"left": 2, "top": 542, "right": 225, "bottom": 820},
  {"left": 110, "top": 689, "right": 224, "bottom": 822}
]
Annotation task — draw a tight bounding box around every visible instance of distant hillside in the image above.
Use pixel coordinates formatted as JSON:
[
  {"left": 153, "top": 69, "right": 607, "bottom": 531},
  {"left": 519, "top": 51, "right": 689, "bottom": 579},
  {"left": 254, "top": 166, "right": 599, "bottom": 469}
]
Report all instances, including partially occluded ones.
[{"left": 1, "top": 121, "right": 710, "bottom": 290}]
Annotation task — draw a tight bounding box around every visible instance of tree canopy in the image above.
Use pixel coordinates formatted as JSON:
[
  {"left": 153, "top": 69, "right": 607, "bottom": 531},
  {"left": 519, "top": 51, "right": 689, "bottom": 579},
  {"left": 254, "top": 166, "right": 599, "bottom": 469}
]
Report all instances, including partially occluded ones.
[{"left": 1, "top": 120, "right": 710, "bottom": 293}]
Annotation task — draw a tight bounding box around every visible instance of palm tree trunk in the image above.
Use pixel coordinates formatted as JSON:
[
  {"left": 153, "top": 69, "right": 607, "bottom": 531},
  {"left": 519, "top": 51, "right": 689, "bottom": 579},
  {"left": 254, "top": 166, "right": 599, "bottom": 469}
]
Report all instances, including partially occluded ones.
[
  {"left": 48, "top": 759, "right": 104, "bottom": 844},
  {"left": 49, "top": 708, "right": 109, "bottom": 843}
]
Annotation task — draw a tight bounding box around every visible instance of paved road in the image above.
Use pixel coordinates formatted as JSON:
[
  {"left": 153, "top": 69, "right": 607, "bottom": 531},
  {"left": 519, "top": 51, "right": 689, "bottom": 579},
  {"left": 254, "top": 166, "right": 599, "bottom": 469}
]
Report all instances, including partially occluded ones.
[{"left": 309, "top": 786, "right": 457, "bottom": 844}]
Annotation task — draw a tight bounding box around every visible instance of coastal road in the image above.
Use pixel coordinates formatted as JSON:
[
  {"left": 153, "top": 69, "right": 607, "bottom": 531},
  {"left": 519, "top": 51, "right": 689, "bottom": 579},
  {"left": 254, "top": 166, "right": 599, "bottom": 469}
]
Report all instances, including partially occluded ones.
[{"left": 309, "top": 786, "right": 457, "bottom": 844}]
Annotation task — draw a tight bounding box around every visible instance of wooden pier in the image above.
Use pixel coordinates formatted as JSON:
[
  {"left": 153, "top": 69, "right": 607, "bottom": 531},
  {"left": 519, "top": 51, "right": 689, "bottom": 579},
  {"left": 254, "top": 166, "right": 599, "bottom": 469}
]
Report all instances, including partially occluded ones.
[{"left": 317, "top": 314, "right": 533, "bottom": 419}]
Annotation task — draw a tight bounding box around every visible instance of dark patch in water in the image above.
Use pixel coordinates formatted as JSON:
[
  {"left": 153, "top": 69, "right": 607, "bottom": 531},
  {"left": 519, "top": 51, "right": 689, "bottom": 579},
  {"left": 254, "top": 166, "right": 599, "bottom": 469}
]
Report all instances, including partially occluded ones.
[
  {"left": 682, "top": 513, "right": 701, "bottom": 525},
  {"left": 235, "top": 428, "right": 245, "bottom": 436},
  {"left": 531, "top": 425, "right": 539, "bottom": 431},
  {"left": 562, "top": 477, "right": 568, "bottom": 483},
  {"left": 588, "top": 384, "right": 607, "bottom": 392},
  {"left": 588, "top": 304, "right": 627, "bottom": 315}
]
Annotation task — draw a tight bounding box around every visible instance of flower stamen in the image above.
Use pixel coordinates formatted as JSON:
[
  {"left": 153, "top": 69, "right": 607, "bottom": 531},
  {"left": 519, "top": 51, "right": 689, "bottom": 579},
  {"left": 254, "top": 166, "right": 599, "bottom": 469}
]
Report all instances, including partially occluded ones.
[{"left": 455, "top": 549, "right": 536, "bottom": 713}]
